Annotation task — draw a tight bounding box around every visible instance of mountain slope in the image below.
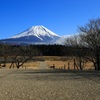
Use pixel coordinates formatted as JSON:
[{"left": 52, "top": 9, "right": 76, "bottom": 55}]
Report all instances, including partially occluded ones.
[{"left": 0, "top": 26, "right": 60, "bottom": 45}]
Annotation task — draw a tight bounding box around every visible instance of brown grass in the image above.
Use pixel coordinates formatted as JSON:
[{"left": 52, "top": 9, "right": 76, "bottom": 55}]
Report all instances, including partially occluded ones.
[
  {"left": 1, "top": 56, "right": 95, "bottom": 70},
  {"left": 22, "top": 61, "right": 40, "bottom": 69},
  {"left": 46, "top": 60, "right": 94, "bottom": 70},
  {"left": 2, "top": 61, "right": 40, "bottom": 69}
]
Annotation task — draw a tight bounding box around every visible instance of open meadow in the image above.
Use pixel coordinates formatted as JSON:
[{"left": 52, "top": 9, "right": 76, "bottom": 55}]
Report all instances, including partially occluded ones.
[
  {"left": 24, "top": 56, "right": 95, "bottom": 70},
  {"left": 0, "top": 69, "right": 100, "bottom": 100},
  {"left": 2, "top": 56, "right": 95, "bottom": 70},
  {"left": 0, "top": 56, "right": 100, "bottom": 100}
]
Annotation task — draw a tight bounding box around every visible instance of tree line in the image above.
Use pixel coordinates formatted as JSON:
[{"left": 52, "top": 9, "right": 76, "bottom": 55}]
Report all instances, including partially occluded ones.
[{"left": 0, "top": 44, "right": 90, "bottom": 69}]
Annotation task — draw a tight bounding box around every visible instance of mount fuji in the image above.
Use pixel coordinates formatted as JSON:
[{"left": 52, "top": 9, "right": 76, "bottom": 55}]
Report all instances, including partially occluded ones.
[{"left": 0, "top": 26, "right": 67, "bottom": 45}]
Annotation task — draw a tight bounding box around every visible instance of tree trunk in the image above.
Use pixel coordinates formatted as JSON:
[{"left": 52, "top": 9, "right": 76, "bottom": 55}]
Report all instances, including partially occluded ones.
[
  {"left": 96, "top": 49, "right": 100, "bottom": 70},
  {"left": 79, "top": 59, "right": 82, "bottom": 70},
  {"left": 3, "top": 56, "right": 7, "bottom": 67}
]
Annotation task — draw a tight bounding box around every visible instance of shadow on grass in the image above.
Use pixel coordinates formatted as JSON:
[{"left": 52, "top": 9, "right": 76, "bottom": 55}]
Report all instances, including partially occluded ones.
[
  {"left": 15, "top": 69, "right": 100, "bottom": 75},
  {"left": 14, "top": 69, "right": 100, "bottom": 83}
]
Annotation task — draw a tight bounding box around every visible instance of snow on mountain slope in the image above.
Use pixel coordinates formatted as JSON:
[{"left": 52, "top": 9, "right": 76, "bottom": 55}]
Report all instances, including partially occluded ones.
[
  {"left": 11, "top": 26, "right": 60, "bottom": 41},
  {"left": 0, "top": 25, "right": 61, "bottom": 45}
]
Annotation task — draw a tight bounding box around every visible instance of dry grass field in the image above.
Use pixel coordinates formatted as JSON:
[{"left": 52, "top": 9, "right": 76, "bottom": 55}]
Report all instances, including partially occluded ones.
[
  {"left": 0, "top": 69, "right": 99, "bottom": 100},
  {"left": 3, "top": 61, "right": 40, "bottom": 69},
  {"left": 46, "top": 61, "right": 94, "bottom": 70},
  {"left": 0, "top": 57, "right": 99, "bottom": 100},
  {"left": 40, "top": 56, "right": 94, "bottom": 70},
  {"left": 1, "top": 56, "right": 94, "bottom": 70},
  {"left": 23, "top": 61, "right": 40, "bottom": 69}
]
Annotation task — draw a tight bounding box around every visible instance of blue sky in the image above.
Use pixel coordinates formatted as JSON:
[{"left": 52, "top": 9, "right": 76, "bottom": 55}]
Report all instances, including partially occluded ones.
[{"left": 0, "top": 0, "right": 100, "bottom": 39}]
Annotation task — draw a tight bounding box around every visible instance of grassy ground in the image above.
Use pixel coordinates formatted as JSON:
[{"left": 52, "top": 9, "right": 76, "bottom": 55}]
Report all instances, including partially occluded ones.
[
  {"left": 1, "top": 56, "right": 94, "bottom": 70},
  {"left": 0, "top": 69, "right": 99, "bottom": 100},
  {"left": 46, "top": 61, "right": 94, "bottom": 70},
  {"left": 4, "top": 61, "right": 40, "bottom": 69}
]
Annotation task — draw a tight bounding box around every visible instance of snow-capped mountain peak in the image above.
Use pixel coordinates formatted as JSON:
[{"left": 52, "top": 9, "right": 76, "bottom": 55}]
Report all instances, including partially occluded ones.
[
  {"left": 0, "top": 25, "right": 61, "bottom": 45},
  {"left": 11, "top": 25, "right": 60, "bottom": 40},
  {"left": 0, "top": 25, "right": 73, "bottom": 45}
]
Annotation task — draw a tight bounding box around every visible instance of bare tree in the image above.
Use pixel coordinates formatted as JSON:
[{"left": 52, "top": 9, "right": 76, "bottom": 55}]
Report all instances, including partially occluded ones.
[
  {"left": 0, "top": 44, "right": 11, "bottom": 68},
  {"left": 9, "top": 45, "right": 41, "bottom": 69},
  {"left": 65, "top": 35, "right": 86, "bottom": 70},
  {"left": 79, "top": 18, "right": 100, "bottom": 70}
]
